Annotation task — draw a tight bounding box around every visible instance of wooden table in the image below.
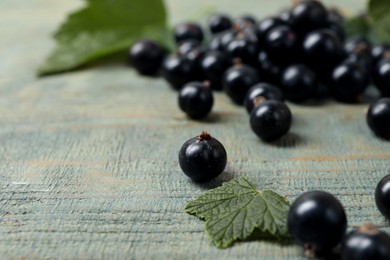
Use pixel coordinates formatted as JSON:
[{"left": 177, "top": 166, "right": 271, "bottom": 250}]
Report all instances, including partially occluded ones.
[{"left": 1, "top": 0, "right": 389, "bottom": 259}]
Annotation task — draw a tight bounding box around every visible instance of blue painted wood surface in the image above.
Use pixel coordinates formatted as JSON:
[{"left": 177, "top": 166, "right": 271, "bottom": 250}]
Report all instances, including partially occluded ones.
[{"left": 1, "top": 0, "right": 389, "bottom": 259}]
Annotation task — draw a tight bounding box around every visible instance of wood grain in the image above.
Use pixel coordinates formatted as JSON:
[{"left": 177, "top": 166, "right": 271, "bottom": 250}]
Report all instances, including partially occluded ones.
[{"left": 0, "top": 0, "right": 389, "bottom": 259}]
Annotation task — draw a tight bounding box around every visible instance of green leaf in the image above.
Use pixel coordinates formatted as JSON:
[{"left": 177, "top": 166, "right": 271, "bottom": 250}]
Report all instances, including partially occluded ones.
[
  {"left": 38, "top": 0, "right": 170, "bottom": 76},
  {"left": 185, "top": 177, "right": 290, "bottom": 248},
  {"left": 369, "top": 0, "right": 390, "bottom": 43},
  {"left": 343, "top": 15, "right": 370, "bottom": 39}
]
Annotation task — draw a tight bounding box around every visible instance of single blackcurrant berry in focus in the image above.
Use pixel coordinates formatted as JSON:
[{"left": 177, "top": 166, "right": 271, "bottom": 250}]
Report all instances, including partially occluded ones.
[
  {"left": 244, "top": 83, "right": 284, "bottom": 114},
  {"left": 250, "top": 100, "right": 292, "bottom": 141},
  {"left": 129, "top": 39, "right": 165, "bottom": 75},
  {"left": 341, "top": 224, "right": 390, "bottom": 260},
  {"left": 208, "top": 14, "right": 232, "bottom": 34},
  {"left": 375, "top": 174, "right": 390, "bottom": 219},
  {"left": 178, "top": 131, "right": 227, "bottom": 182},
  {"left": 287, "top": 191, "right": 347, "bottom": 255},
  {"left": 289, "top": 0, "right": 328, "bottom": 36},
  {"left": 367, "top": 98, "right": 390, "bottom": 139},
  {"left": 174, "top": 22, "right": 204, "bottom": 44},
  {"left": 330, "top": 61, "right": 369, "bottom": 102},
  {"left": 281, "top": 64, "right": 318, "bottom": 103},
  {"left": 264, "top": 25, "right": 298, "bottom": 64},
  {"left": 223, "top": 62, "right": 260, "bottom": 105},
  {"left": 178, "top": 81, "right": 213, "bottom": 119},
  {"left": 161, "top": 53, "right": 195, "bottom": 90},
  {"left": 373, "top": 59, "right": 390, "bottom": 97},
  {"left": 200, "top": 51, "right": 231, "bottom": 91}
]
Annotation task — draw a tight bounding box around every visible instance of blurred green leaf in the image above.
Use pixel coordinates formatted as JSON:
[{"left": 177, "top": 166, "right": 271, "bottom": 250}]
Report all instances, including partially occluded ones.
[{"left": 38, "top": 0, "right": 170, "bottom": 76}]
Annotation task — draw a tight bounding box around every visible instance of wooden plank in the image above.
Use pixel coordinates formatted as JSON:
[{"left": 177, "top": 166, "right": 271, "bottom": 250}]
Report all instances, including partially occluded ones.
[{"left": 1, "top": 0, "right": 389, "bottom": 259}]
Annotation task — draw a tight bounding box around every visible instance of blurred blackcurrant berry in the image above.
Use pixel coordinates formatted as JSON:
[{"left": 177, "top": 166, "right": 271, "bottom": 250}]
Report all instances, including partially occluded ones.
[
  {"left": 129, "top": 39, "right": 165, "bottom": 75},
  {"left": 244, "top": 83, "right": 284, "bottom": 114},
  {"left": 161, "top": 53, "right": 195, "bottom": 90},
  {"left": 178, "top": 81, "right": 213, "bottom": 119},
  {"left": 367, "top": 98, "right": 390, "bottom": 139},
  {"left": 200, "top": 51, "right": 231, "bottom": 91},
  {"left": 174, "top": 22, "right": 204, "bottom": 44},
  {"left": 208, "top": 14, "right": 232, "bottom": 34}
]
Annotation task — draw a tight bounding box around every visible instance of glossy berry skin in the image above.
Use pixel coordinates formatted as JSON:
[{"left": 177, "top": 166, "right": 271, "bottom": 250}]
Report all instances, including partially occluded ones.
[
  {"left": 344, "top": 36, "right": 371, "bottom": 56},
  {"left": 178, "top": 82, "right": 213, "bottom": 119},
  {"left": 161, "top": 54, "right": 195, "bottom": 90},
  {"left": 244, "top": 83, "right": 284, "bottom": 114},
  {"left": 375, "top": 174, "right": 390, "bottom": 219},
  {"left": 265, "top": 25, "right": 298, "bottom": 63},
  {"left": 177, "top": 40, "right": 202, "bottom": 55},
  {"left": 129, "top": 39, "right": 165, "bottom": 75},
  {"left": 234, "top": 15, "right": 256, "bottom": 29},
  {"left": 303, "top": 30, "right": 345, "bottom": 79},
  {"left": 174, "top": 22, "right": 204, "bottom": 44},
  {"left": 330, "top": 62, "right": 369, "bottom": 101},
  {"left": 373, "top": 59, "right": 390, "bottom": 97},
  {"left": 223, "top": 64, "right": 260, "bottom": 105},
  {"left": 178, "top": 132, "right": 227, "bottom": 182},
  {"left": 289, "top": 0, "right": 329, "bottom": 36},
  {"left": 341, "top": 225, "right": 390, "bottom": 260},
  {"left": 250, "top": 100, "right": 292, "bottom": 141},
  {"left": 371, "top": 44, "right": 390, "bottom": 65},
  {"left": 257, "top": 51, "right": 284, "bottom": 85},
  {"left": 200, "top": 51, "right": 230, "bottom": 91},
  {"left": 226, "top": 38, "right": 258, "bottom": 66},
  {"left": 281, "top": 64, "right": 318, "bottom": 103},
  {"left": 367, "top": 98, "right": 390, "bottom": 139},
  {"left": 208, "top": 30, "right": 236, "bottom": 52},
  {"left": 256, "top": 16, "right": 286, "bottom": 46},
  {"left": 185, "top": 47, "right": 207, "bottom": 81},
  {"left": 208, "top": 14, "right": 232, "bottom": 34},
  {"left": 287, "top": 191, "right": 347, "bottom": 252}
]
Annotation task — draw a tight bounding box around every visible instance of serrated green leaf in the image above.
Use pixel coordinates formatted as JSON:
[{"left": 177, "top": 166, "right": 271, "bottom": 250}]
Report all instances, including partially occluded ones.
[
  {"left": 368, "top": 0, "right": 390, "bottom": 43},
  {"left": 38, "top": 0, "right": 170, "bottom": 76},
  {"left": 185, "top": 177, "right": 290, "bottom": 248}
]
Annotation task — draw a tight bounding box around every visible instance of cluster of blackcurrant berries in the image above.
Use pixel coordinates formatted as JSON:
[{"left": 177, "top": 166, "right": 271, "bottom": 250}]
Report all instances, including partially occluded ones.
[
  {"left": 129, "top": 0, "right": 390, "bottom": 141},
  {"left": 288, "top": 176, "right": 390, "bottom": 259}
]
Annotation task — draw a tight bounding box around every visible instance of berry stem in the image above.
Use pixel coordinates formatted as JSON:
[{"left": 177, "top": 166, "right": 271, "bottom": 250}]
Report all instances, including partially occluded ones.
[
  {"left": 198, "top": 131, "right": 212, "bottom": 140},
  {"left": 359, "top": 223, "right": 379, "bottom": 235}
]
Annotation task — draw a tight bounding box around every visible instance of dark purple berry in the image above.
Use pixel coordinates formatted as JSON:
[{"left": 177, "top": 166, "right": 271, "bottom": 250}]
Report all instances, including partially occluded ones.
[
  {"left": 250, "top": 100, "right": 292, "bottom": 141},
  {"left": 257, "top": 51, "right": 284, "bottom": 85},
  {"left": 177, "top": 40, "right": 202, "bottom": 55},
  {"left": 373, "top": 59, "right": 390, "bottom": 97},
  {"left": 375, "top": 174, "right": 390, "bottom": 219},
  {"left": 174, "top": 22, "right": 204, "bottom": 44},
  {"left": 223, "top": 63, "right": 260, "bottom": 105},
  {"left": 367, "top": 98, "right": 390, "bottom": 139},
  {"left": 371, "top": 44, "right": 390, "bottom": 65},
  {"left": 178, "top": 81, "right": 213, "bottom": 119},
  {"left": 256, "top": 16, "right": 287, "bottom": 46},
  {"left": 178, "top": 131, "right": 227, "bottom": 182},
  {"left": 265, "top": 25, "right": 298, "bottom": 63},
  {"left": 129, "top": 39, "right": 165, "bottom": 75},
  {"left": 281, "top": 64, "right": 318, "bottom": 103},
  {"left": 226, "top": 36, "right": 258, "bottom": 65},
  {"left": 244, "top": 83, "right": 284, "bottom": 114},
  {"left": 200, "top": 51, "right": 231, "bottom": 91},
  {"left": 288, "top": 191, "right": 347, "bottom": 254},
  {"left": 161, "top": 54, "right": 195, "bottom": 90},
  {"left": 341, "top": 224, "right": 390, "bottom": 260},
  {"left": 208, "top": 14, "right": 232, "bottom": 34}
]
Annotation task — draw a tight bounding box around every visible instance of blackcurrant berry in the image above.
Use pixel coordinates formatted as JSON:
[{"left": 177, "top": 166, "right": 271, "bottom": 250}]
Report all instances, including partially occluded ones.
[
  {"left": 208, "top": 30, "right": 236, "bottom": 52},
  {"left": 279, "top": 9, "right": 291, "bottom": 24},
  {"left": 174, "top": 22, "right": 204, "bottom": 44},
  {"left": 327, "top": 22, "right": 345, "bottom": 43},
  {"left": 344, "top": 36, "right": 371, "bottom": 56},
  {"left": 281, "top": 64, "right": 318, "bottom": 103},
  {"left": 367, "top": 98, "right": 390, "bottom": 139},
  {"left": 185, "top": 47, "right": 207, "bottom": 80},
  {"left": 226, "top": 36, "right": 258, "bottom": 65},
  {"left": 200, "top": 51, "right": 231, "bottom": 91},
  {"left": 375, "top": 174, "right": 390, "bottom": 219},
  {"left": 341, "top": 224, "right": 390, "bottom": 260},
  {"left": 330, "top": 61, "right": 369, "bottom": 102},
  {"left": 344, "top": 52, "right": 372, "bottom": 75},
  {"left": 234, "top": 15, "right": 256, "bottom": 29},
  {"left": 256, "top": 16, "right": 287, "bottom": 46},
  {"left": 303, "top": 29, "right": 345, "bottom": 79},
  {"left": 129, "top": 39, "right": 165, "bottom": 75},
  {"left": 161, "top": 54, "right": 195, "bottom": 90},
  {"left": 287, "top": 191, "right": 347, "bottom": 254},
  {"left": 177, "top": 40, "right": 202, "bottom": 55},
  {"left": 328, "top": 8, "right": 344, "bottom": 25},
  {"left": 223, "top": 63, "right": 260, "bottom": 105},
  {"left": 208, "top": 14, "right": 232, "bottom": 34},
  {"left": 257, "top": 51, "right": 284, "bottom": 85},
  {"left": 264, "top": 25, "right": 298, "bottom": 64},
  {"left": 244, "top": 83, "right": 284, "bottom": 114},
  {"left": 289, "top": 0, "right": 329, "bottom": 36},
  {"left": 371, "top": 44, "right": 390, "bottom": 65},
  {"left": 178, "top": 131, "right": 227, "bottom": 182},
  {"left": 250, "top": 100, "right": 292, "bottom": 141},
  {"left": 373, "top": 59, "right": 390, "bottom": 97},
  {"left": 178, "top": 81, "right": 213, "bottom": 119}
]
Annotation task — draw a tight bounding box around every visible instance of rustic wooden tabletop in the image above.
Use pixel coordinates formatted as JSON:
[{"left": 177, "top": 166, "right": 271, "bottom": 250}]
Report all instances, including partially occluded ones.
[{"left": 1, "top": 0, "right": 389, "bottom": 259}]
